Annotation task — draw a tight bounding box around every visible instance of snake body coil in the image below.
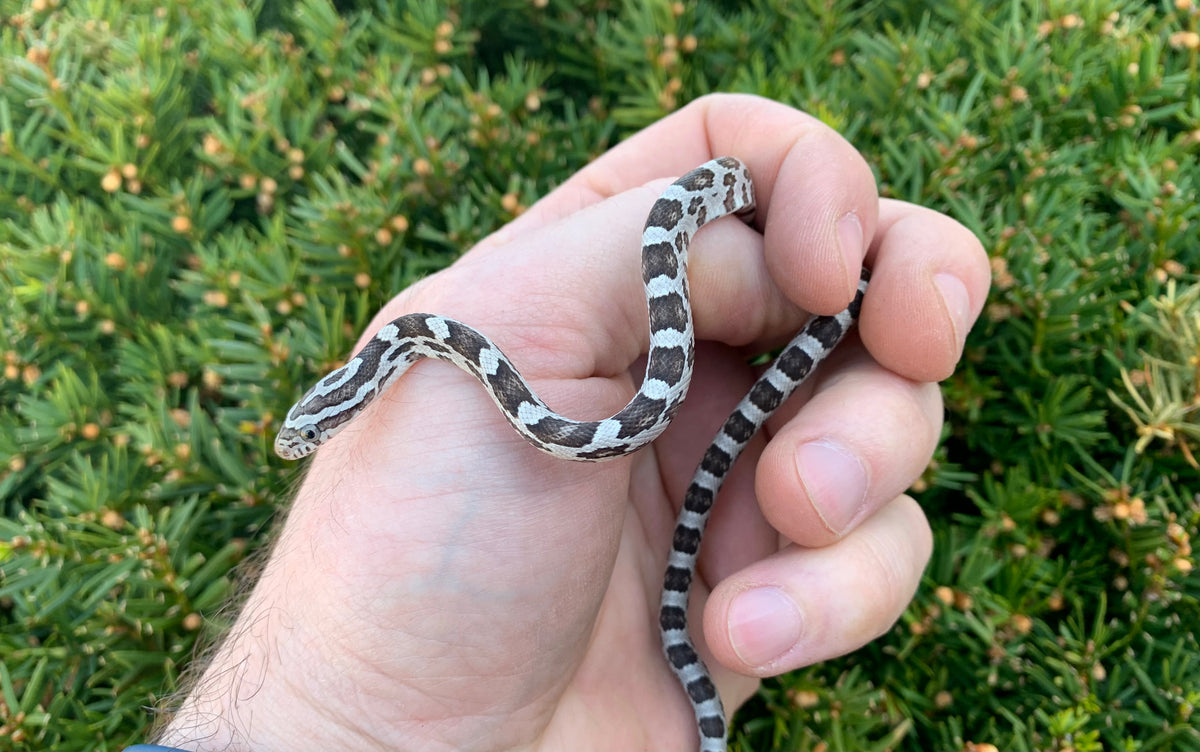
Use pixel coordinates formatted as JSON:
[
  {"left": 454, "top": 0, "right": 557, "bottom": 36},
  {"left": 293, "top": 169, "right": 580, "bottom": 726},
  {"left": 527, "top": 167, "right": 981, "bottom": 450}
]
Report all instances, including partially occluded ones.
[{"left": 275, "top": 157, "right": 868, "bottom": 752}]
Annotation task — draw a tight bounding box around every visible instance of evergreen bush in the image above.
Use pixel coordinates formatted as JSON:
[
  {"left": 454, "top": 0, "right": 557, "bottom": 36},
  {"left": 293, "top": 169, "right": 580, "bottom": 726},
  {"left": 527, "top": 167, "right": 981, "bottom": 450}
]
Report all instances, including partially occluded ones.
[{"left": 1, "top": 0, "right": 1197, "bottom": 749}]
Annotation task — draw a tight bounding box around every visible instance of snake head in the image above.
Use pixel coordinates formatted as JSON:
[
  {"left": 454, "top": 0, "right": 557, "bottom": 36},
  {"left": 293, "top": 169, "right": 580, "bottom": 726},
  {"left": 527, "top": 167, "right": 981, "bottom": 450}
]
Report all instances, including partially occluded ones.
[
  {"left": 273, "top": 419, "right": 321, "bottom": 460},
  {"left": 274, "top": 388, "right": 339, "bottom": 460}
]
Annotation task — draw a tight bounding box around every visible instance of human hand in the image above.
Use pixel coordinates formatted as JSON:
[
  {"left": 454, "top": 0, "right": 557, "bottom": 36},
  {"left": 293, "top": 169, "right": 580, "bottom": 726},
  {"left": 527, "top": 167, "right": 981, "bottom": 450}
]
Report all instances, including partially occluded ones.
[{"left": 156, "top": 93, "right": 989, "bottom": 751}]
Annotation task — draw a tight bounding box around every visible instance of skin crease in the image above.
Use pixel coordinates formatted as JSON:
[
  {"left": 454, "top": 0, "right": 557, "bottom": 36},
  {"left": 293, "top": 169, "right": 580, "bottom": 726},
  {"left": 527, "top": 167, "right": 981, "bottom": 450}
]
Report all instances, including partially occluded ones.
[{"left": 156, "top": 94, "right": 990, "bottom": 752}]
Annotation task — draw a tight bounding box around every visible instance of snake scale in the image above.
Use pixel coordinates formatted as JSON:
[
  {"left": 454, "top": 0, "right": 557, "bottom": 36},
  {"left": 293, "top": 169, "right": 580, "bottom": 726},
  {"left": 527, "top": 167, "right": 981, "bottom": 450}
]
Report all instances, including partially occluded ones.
[{"left": 275, "top": 157, "right": 869, "bottom": 752}]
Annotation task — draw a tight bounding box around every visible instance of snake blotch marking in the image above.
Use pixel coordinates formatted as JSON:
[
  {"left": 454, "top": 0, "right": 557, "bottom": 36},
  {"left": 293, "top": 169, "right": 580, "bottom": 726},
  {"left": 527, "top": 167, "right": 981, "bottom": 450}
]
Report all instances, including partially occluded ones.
[
  {"left": 275, "top": 157, "right": 869, "bottom": 752},
  {"left": 651, "top": 346, "right": 688, "bottom": 386},
  {"left": 643, "top": 241, "right": 680, "bottom": 281},
  {"left": 648, "top": 291, "right": 689, "bottom": 333},
  {"left": 646, "top": 196, "right": 686, "bottom": 231},
  {"left": 684, "top": 483, "right": 715, "bottom": 515},
  {"left": 672, "top": 524, "right": 702, "bottom": 555}
]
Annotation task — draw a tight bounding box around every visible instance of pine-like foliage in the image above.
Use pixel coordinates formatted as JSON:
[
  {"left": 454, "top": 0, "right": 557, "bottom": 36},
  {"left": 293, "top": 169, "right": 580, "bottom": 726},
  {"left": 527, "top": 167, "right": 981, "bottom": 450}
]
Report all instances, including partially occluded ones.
[{"left": 1, "top": 1, "right": 1197, "bottom": 750}]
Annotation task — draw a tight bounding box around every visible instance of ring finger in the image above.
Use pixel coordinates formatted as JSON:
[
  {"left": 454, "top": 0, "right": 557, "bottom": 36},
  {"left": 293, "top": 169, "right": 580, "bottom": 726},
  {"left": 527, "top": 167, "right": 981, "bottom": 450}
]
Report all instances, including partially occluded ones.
[{"left": 705, "top": 494, "right": 932, "bottom": 675}]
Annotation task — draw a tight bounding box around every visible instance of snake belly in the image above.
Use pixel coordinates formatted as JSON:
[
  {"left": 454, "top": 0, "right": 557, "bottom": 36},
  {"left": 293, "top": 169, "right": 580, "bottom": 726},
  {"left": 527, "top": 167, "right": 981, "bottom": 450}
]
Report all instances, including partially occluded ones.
[{"left": 274, "top": 157, "right": 868, "bottom": 752}]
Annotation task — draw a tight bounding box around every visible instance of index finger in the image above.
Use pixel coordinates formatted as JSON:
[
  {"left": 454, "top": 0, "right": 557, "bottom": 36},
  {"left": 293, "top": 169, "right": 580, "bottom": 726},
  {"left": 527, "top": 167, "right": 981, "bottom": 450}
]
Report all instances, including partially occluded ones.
[{"left": 482, "top": 93, "right": 880, "bottom": 313}]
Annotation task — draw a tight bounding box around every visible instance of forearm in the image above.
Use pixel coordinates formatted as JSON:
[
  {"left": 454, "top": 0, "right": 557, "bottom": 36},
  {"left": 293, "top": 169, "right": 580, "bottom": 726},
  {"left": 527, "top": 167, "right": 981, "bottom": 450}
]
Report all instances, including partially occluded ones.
[{"left": 152, "top": 570, "right": 321, "bottom": 751}]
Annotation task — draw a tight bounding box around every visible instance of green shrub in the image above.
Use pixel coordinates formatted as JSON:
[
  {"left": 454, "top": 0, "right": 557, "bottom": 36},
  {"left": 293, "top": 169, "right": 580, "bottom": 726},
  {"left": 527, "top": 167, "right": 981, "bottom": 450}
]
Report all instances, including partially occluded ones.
[{"left": 1, "top": 0, "right": 1197, "bottom": 749}]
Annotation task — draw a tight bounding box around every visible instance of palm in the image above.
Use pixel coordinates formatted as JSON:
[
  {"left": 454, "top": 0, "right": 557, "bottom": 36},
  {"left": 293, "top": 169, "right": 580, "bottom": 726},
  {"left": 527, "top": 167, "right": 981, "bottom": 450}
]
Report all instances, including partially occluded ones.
[{"left": 293, "top": 317, "right": 770, "bottom": 749}]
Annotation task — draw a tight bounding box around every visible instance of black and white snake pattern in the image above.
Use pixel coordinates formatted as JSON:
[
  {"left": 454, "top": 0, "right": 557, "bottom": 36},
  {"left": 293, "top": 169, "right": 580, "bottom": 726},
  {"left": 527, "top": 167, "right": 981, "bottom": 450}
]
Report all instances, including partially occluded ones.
[{"left": 275, "top": 157, "right": 869, "bottom": 752}]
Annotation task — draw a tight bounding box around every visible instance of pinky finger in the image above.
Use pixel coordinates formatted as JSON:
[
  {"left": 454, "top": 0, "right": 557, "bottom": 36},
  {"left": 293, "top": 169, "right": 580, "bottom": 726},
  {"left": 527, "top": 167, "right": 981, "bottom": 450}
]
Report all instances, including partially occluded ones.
[{"left": 704, "top": 495, "right": 932, "bottom": 676}]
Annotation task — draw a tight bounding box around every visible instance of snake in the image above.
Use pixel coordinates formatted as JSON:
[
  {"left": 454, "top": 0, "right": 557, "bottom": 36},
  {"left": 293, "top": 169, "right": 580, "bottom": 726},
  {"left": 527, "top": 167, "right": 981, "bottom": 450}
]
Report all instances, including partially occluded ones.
[{"left": 274, "top": 157, "right": 869, "bottom": 752}]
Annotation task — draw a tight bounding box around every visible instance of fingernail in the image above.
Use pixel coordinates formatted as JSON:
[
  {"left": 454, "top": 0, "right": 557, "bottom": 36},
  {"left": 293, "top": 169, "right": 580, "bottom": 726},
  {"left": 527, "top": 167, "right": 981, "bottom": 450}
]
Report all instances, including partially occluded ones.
[
  {"left": 837, "top": 213, "right": 864, "bottom": 270},
  {"left": 729, "top": 586, "right": 804, "bottom": 667},
  {"left": 934, "top": 272, "right": 970, "bottom": 351},
  {"left": 795, "top": 440, "right": 868, "bottom": 535}
]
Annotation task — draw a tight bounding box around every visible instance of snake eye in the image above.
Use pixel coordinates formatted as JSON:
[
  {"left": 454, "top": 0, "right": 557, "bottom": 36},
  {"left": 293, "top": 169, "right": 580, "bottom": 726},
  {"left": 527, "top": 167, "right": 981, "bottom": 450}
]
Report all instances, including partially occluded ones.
[{"left": 299, "top": 426, "right": 319, "bottom": 442}]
